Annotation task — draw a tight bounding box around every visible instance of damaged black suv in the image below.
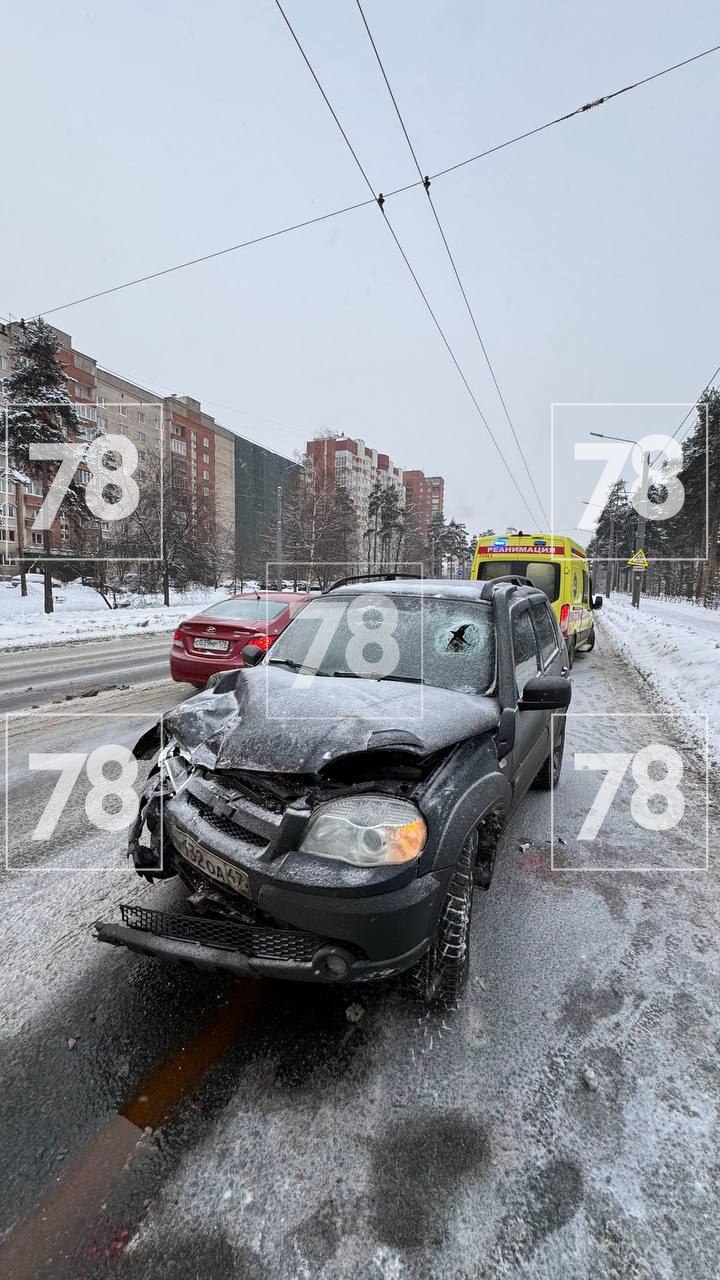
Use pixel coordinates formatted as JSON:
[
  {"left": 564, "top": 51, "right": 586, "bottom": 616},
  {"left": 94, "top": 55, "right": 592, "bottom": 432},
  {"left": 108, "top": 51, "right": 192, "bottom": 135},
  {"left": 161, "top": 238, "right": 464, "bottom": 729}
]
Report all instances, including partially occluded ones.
[{"left": 96, "top": 576, "right": 571, "bottom": 1006}]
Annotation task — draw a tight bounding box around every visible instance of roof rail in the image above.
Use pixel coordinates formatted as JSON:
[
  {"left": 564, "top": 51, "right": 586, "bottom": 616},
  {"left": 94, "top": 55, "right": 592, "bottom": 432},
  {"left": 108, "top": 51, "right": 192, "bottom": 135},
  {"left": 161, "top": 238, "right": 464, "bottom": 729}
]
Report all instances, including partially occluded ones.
[
  {"left": 324, "top": 572, "right": 423, "bottom": 592},
  {"left": 479, "top": 574, "right": 534, "bottom": 601}
]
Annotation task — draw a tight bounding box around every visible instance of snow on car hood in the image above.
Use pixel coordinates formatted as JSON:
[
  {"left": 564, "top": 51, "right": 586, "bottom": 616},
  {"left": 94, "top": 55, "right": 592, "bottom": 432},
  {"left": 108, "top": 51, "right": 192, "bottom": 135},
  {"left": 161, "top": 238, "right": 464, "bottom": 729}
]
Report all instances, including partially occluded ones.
[{"left": 165, "top": 665, "right": 501, "bottom": 774}]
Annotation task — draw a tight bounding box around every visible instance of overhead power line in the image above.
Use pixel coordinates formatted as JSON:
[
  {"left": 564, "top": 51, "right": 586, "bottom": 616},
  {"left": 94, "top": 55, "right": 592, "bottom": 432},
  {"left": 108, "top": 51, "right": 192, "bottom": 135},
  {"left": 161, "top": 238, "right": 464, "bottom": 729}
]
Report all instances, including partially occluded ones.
[
  {"left": 35, "top": 198, "right": 377, "bottom": 319},
  {"left": 273, "top": 0, "right": 544, "bottom": 527},
  {"left": 425, "top": 41, "right": 720, "bottom": 183},
  {"left": 647, "top": 361, "right": 720, "bottom": 470},
  {"left": 354, "top": 0, "right": 550, "bottom": 526},
  {"left": 30, "top": 40, "right": 720, "bottom": 321},
  {"left": 672, "top": 362, "right": 720, "bottom": 442}
]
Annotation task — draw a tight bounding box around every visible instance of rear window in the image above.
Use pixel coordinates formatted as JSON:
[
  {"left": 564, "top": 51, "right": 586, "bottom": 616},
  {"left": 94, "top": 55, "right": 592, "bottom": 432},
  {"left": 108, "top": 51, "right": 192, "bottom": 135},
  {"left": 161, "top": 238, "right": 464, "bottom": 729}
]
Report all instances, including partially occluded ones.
[
  {"left": 474, "top": 559, "right": 561, "bottom": 602},
  {"left": 200, "top": 600, "right": 287, "bottom": 622}
]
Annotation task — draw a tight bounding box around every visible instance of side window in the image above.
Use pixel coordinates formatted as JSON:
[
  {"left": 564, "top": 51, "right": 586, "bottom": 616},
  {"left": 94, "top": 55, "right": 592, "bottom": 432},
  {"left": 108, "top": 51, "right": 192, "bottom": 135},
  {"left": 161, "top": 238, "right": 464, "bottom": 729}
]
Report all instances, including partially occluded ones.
[
  {"left": 531, "top": 600, "right": 559, "bottom": 666},
  {"left": 581, "top": 568, "right": 590, "bottom": 604},
  {"left": 511, "top": 607, "right": 541, "bottom": 696}
]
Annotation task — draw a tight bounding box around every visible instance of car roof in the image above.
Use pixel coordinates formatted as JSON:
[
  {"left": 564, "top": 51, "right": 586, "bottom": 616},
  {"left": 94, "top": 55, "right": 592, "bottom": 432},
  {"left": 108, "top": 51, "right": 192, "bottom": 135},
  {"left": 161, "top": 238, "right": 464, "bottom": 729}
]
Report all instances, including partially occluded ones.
[
  {"left": 327, "top": 578, "right": 489, "bottom": 602},
  {"left": 325, "top": 577, "right": 550, "bottom": 606}
]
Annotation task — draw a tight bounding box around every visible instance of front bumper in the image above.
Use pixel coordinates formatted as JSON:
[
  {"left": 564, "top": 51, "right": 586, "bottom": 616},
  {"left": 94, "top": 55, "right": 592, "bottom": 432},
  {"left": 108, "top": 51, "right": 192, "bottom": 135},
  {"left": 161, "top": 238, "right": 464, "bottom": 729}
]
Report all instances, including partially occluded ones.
[
  {"left": 101, "top": 771, "right": 449, "bottom": 984},
  {"left": 94, "top": 901, "right": 432, "bottom": 983}
]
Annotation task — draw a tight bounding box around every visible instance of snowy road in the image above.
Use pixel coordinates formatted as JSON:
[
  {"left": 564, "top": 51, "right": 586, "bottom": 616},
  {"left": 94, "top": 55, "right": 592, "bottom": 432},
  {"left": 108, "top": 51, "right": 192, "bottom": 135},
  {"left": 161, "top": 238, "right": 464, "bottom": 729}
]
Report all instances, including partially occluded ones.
[
  {"left": 0, "top": 630, "right": 718, "bottom": 1280},
  {"left": 0, "top": 633, "right": 179, "bottom": 711}
]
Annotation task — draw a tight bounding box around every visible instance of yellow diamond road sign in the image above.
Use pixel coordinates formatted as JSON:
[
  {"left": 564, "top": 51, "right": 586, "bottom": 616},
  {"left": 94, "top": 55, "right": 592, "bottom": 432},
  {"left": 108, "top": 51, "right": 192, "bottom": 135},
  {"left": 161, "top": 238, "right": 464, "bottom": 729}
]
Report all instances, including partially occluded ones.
[{"left": 627, "top": 549, "right": 649, "bottom": 569}]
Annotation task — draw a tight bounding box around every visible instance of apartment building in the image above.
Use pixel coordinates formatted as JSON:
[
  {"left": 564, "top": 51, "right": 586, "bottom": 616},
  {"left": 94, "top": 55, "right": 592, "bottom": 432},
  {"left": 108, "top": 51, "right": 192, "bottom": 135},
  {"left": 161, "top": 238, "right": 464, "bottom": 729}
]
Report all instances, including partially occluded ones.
[
  {"left": 306, "top": 435, "right": 445, "bottom": 541},
  {"left": 305, "top": 435, "right": 406, "bottom": 529},
  {"left": 234, "top": 436, "right": 300, "bottom": 570},
  {"left": 0, "top": 322, "right": 245, "bottom": 570}
]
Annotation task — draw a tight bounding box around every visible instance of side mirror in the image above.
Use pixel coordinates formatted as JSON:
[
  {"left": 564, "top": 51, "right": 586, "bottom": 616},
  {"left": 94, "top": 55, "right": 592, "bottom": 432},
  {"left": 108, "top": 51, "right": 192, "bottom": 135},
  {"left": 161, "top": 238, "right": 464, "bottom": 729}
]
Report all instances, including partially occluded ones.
[
  {"left": 241, "top": 644, "right": 264, "bottom": 667},
  {"left": 519, "top": 674, "right": 572, "bottom": 711},
  {"left": 593, "top": 595, "right": 603, "bottom": 609}
]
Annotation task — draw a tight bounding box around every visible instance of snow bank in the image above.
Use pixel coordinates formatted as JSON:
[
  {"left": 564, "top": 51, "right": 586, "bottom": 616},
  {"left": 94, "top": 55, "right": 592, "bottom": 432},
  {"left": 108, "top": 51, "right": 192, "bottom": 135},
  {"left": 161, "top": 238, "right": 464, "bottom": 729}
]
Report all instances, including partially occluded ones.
[
  {"left": 599, "top": 594, "right": 720, "bottom": 763},
  {"left": 0, "top": 581, "right": 234, "bottom": 650}
]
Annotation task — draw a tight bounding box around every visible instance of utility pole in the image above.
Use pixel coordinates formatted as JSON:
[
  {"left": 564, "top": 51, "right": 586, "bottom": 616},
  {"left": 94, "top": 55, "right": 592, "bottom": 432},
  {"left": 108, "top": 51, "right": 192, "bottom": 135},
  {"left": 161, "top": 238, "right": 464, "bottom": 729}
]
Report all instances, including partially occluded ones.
[
  {"left": 275, "top": 483, "right": 283, "bottom": 589},
  {"left": 631, "top": 450, "right": 650, "bottom": 609},
  {"left": 605, "top": 509, "right": 615, "bottom": 597},
  {"left": 13, "top": 476, "right": 27, "bottom": 597}
]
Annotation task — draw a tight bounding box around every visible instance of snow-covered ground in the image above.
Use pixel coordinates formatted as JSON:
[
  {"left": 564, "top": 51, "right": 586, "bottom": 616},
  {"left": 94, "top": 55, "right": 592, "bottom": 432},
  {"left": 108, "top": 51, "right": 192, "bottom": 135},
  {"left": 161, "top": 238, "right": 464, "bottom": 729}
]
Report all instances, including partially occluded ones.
[
  {"left": 0, "top": 580, "right": 236, "bottom": 651},
  {"left": 599, "top": 592, "right": 720, "bottom": 764}
]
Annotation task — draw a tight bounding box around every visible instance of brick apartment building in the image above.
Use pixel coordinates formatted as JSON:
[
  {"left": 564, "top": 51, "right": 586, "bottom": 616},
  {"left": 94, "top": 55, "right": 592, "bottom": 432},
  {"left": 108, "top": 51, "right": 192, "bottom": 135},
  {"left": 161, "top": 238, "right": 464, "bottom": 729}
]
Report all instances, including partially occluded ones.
[
  {"left": 306, "top": 434, "right": 444, "bottom": 540},
  {"left": 0, "top": 322, "right": 278, "bottom": 573},
  {"left": 403, "top": 469, "right": 445, "bottom": 538},
  {"left": 305, "top": 435, "right": 406, "bottom": 528}
]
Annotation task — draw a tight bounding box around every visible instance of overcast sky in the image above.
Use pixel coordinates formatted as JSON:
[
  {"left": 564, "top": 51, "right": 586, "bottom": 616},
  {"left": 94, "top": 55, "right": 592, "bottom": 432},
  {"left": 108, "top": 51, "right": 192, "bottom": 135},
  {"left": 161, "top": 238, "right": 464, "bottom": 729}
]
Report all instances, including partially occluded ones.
[{"left": 2, "top": 0, "right": 718, "bottom": 541}]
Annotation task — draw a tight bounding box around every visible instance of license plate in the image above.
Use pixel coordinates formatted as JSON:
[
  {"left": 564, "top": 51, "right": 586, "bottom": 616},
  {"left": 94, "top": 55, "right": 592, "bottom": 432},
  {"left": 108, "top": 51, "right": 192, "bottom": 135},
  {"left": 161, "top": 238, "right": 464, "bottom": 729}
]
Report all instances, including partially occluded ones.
[
  {"left": 194, "top": 637, "right": 230, "bottom": 652},
  {"left": 173, "top": 829, "right": 252, "bottom": 898}
]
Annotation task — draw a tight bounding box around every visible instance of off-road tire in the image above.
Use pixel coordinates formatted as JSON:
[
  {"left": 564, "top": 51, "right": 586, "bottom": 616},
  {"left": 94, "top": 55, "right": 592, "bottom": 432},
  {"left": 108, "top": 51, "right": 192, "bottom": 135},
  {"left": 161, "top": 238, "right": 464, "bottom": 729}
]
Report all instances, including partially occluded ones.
[
  {"left": 533, "top": 713, "right": 566, "bottom": 790},
  {"left": 408, "top": 832, "right": 476, "bottom": 1008}
]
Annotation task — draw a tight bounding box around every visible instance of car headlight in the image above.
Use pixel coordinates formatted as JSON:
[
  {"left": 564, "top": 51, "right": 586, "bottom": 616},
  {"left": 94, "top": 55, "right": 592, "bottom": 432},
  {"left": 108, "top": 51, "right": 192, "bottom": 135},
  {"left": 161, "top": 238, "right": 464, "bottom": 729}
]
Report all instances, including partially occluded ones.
[{"left": 299, "top": 795, "right": 427, "bottom": 867}]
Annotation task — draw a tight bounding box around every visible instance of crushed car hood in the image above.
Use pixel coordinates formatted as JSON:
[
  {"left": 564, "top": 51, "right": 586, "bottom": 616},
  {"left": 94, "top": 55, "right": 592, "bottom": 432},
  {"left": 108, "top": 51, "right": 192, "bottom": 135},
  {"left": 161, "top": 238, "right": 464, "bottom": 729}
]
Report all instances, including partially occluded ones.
[{"left": 165, "top": 666, "right": 501, "bottom": 774}]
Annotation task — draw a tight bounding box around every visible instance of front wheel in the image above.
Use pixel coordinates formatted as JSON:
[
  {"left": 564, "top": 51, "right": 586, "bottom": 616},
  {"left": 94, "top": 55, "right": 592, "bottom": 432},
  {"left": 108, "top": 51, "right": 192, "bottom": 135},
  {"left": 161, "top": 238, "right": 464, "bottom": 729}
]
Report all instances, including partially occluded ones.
[
  {"left": 533, "top": 714, "right": 566, "bottom": 790},
  {"left": 408, "top": 832, "right": 476, "bottom": 1008}
]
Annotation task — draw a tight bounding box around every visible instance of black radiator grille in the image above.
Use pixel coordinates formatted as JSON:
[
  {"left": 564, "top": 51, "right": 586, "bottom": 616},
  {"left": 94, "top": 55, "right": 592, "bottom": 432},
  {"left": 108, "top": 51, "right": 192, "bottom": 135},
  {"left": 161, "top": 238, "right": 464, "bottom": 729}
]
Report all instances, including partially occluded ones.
[
  {"left": 120, "top": 904, "right": 329, "bottom": 962},
  {"left": 185, "top": 792, "right": 267, "bottom": 847}
]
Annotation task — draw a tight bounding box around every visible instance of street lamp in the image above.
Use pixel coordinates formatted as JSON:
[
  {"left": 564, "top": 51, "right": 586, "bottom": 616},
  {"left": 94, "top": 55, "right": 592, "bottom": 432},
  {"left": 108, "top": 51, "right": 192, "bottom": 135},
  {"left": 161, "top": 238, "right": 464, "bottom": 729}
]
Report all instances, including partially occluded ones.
[{"left": 589, "top": 431, "right": 652, "bottom": 609}]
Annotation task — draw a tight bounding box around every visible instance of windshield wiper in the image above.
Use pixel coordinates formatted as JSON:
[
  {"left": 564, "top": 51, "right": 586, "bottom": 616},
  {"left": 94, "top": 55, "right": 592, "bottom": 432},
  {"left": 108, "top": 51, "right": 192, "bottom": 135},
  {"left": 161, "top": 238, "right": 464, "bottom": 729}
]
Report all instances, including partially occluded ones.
[
  {"left": 267, "top": 658, "right": 326, "bottom": 676},
  {"left": 331, "top": 671, "right": 424, "bottom": 684}
]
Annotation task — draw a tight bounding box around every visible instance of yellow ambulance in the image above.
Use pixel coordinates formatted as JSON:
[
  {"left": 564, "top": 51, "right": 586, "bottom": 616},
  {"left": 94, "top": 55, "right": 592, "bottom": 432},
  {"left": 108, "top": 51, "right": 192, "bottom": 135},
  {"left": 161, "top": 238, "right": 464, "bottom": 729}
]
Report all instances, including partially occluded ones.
[{"left": 470, "top": 533, "right": 602, "bottom": 664}]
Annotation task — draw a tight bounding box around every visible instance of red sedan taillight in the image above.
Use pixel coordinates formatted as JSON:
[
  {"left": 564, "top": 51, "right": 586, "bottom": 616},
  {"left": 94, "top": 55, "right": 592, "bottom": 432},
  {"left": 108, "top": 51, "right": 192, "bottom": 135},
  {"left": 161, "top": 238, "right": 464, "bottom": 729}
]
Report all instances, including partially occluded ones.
[{"left": 251, "top": 634, "right": 276, "bottom": 651}]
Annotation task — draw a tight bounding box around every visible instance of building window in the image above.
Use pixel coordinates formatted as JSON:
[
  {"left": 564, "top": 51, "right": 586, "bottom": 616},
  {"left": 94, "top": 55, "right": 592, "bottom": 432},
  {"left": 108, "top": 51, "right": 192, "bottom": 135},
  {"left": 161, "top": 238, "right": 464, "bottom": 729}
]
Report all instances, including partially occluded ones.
[
  {"left": 32, "top": 532, "right": 43, "bottom": 546},
  {"left": 78, "top": 469, "right": 91, "bottom": 485},
  {"left": 98, "top": 415, "right": 107, "bottom": 429},
  {"left": 138, "top": 412, "right": 145, "bottom": 424},
  {"left": 171, "top": 439, "right": 187, "bottom": 456},
  {"left": 138, "top": 431, "right": 145, "bottom": 442},
  {"left": 203, "top": 437, "right": 209, "bottom": 447},
  {"left": 119, "top": 404, "right": 127, "bottom": 416},
  {"left": 97, "top": 395, "right": 106, "bottom": 406},
  {"left": 138, "top": 449, "right": 146, "bottom": 461},
  {"left": 172, "top": 422, "right": 183, "bottom": 436},
  {"left": 203, "top": 470, "right": 209, "bottom": 480},
  {"left": 203, "top": 453, "right": 209, "bottom": 464}
]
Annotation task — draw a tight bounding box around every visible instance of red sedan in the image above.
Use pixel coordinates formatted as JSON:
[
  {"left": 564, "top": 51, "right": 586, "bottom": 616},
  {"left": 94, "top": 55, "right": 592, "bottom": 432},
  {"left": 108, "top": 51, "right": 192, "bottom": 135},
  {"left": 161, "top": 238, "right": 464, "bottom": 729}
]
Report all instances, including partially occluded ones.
[{"left": 170, "top": 591, "right": 315, "bottom": 687}]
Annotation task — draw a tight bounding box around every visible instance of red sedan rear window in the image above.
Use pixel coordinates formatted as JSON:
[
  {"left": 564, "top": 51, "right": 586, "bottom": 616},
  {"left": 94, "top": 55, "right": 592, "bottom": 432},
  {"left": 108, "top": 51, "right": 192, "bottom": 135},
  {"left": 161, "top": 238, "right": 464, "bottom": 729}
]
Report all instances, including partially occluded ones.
[{"left": 200, "top": 600, "right": 287, "bottom": 622}]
